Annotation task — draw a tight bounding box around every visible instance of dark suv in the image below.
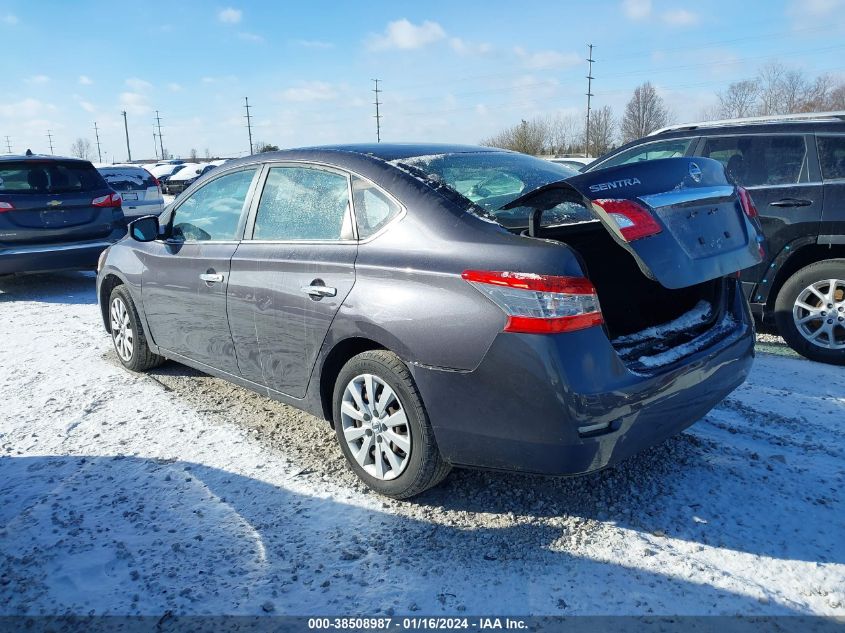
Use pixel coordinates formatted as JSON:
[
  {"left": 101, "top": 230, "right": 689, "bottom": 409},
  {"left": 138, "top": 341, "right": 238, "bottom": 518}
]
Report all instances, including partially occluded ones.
[
  {"left": 0, "top": 154, "right": 126, "bottom": 275},
  {"left": 588, "top": 112, "right": 845, "bottom": 365}
]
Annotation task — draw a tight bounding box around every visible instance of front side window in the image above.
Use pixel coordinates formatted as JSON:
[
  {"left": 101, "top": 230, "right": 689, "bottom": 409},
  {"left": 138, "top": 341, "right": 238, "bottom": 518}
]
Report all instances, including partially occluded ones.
[
  {"left": 593, "top": 138, "right": 694, "bottom": 170},
  {"left": 171, "top": 168, "right": 257, "bottom": 242},
  {"left": 817, "top": 136, "right": 845, "bottom": 180},
  {"left": 352, "top": 177, "right": 401, "bottom": 239},
  {"left": 701, "top": 135, "right": 808, "bottom": 187},
  {"left": 252, "top": 166, "right": 352, "bottom": 241}
]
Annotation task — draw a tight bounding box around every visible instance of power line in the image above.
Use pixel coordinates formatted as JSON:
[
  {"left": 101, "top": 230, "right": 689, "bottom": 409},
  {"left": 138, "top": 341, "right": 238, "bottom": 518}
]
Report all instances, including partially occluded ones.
[
  {"left": 373, "top": 78, "right": 382, "bottom": 143},
  {"left": 121, "top": 110, "right": 132, "bottom": 162},
  {"left": 155, "top": 110, "right": 165, "bottom": 159},
  {"left": 244, "top": 97, "right": 254, "bottom": 155},
  {"left": 93, "top": 122, "right": 102, "bottom": 163},
  {"left": 585, "top": 44, "right": 594, "bottom": 158},
  {"left": 46, "top": 130, "right": 54, "bottom": 154}
]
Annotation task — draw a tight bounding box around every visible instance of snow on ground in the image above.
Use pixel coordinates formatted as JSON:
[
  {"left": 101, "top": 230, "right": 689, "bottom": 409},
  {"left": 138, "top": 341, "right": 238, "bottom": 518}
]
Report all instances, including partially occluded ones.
[{"left": 0, "top": 272, "right": 843, "bottom": 616}]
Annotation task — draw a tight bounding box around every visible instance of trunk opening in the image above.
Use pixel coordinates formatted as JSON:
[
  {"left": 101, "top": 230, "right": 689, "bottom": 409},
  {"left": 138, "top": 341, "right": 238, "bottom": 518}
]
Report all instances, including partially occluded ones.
[{"left": 521, "top": 222, "right": 725, "bottom": 341}]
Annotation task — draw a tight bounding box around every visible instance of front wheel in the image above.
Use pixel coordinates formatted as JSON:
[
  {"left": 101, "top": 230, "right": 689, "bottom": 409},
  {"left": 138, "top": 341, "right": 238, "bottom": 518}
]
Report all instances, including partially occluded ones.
[
  {"left": 108, "top": 285, "right": 165, "bottom": 372},
  {"left": 332, "top": 350, "right": 451, "bottom": 499},
  {"left": 774, "top": 259, "right": 845, "bottom": 365}
]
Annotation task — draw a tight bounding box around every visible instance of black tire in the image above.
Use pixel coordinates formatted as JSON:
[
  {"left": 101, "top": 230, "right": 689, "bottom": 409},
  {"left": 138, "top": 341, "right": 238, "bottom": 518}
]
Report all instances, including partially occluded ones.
[
  {"left": 108, "top": 285, "right": 165, "bottom": 372},
  {"left": 332, "top": 350, "right": 451, "bottom": 499},
  {"left": 774, "top": 258, "right": 845, "bottom": 366}
]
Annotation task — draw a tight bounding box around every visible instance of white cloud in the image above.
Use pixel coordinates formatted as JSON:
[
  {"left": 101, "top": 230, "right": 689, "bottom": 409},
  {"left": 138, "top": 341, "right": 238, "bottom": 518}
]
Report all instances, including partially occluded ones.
[
  {"left": 661, "top": 9, "right": 699, "bottom": 26},
  {"left": 622, "top": 0, "right": 651, "bottom": 19},
  {"left": 2, "top": 13, "right": 18, "bottom": 25},
  {"left": 367, "top": 19, "right": 445, "bottom": 51},
  {"left": 217, "top": 7, "right": 242, "bottom": 24},
  {"left": 450, "top": 37, "right": 492, "bottom": 55},
  {"left": 238, "top": 31, "right": 264, "bottom": 43},
  {"left": 168, "top": 82, "right": 183, "bottom": 92},
  {"left": 794, "top": 0, "right": 845, "bottom": 14},
  {"left": 125, "top": 77, "right": 153, "bottom": 92},
  {"left": 25, "top": 75, "right": 50, "bottom": 85},
  {"left": 119, "top": 92, "right": 151, "bottom": 115},
  {"left": 280, "top": 81, "right": 338, "bottom": 102},
  {"left": 513, "top": 47, "right": 580, "bottom": 70},
  {"left": 78, "top": 75, "right": 93, "bottom": 85},
  {"left": 291, "top": 39, "right": 333, "bottom": 49},
  {"left": 78, "top": 100, "right": 96, "bottom": 113},
  {"left": 0, "top": 98, "right": 53, "bottom": 119}
]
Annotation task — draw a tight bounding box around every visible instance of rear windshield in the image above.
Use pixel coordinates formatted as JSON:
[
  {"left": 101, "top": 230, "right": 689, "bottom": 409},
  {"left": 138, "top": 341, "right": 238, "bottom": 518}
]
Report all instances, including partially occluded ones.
[
  {"left": 0, "top": 160, "right": 107, "bottom": 194},
  {"left": 98, "top": 167, "right": 157, "bottom": 191},
  {"left": 391, "top": 151, "right": 592, "bottom": 229}
]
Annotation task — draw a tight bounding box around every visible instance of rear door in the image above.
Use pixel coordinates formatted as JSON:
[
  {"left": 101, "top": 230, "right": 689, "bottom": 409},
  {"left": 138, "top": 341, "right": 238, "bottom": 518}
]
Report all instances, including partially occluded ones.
[
  {"left": 0, "top": 160, "right": 119, "bottom": 245},
  {"left": 696, "top": 133, "right": 823, "bottom": 292},
  {"left": 506, "top": 156, "right": 764, "bottom": 289},
  {"left": 141, "top": 167, "right": 260, "bottom": 373},
  {"left": 227, "top": 163, "right": 358, "bottom": 398}
]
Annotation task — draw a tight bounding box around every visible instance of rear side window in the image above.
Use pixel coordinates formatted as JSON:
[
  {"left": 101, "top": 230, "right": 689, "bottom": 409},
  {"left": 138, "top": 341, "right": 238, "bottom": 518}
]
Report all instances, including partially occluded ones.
[
  {"left": 594, "top": 138, "right": 694, "bottom": 170},
  {"left": 98, "top": 168, "right": 156, "bottom": 191},
  {"left": 0, "top": 161, "right": 106, "bottom": 194},
  {"left": 351, "top": 177, "right": 401, "bottom": 239},
  {"left": 252, "top": 166, "right": 352, "bottom": 241},
  {"left": 701, "top": 135, "right": 809, "bottom": 187},
  {"left": 817, "top": 136, "right": 845, "bottom": 180},
  {"left": 171, "top": 168, "right": 257, "bottom": 242}
]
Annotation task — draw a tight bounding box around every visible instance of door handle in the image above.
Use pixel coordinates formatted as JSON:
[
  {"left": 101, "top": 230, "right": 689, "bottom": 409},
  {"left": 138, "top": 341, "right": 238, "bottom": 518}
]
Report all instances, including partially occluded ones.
[
  {"left": 200, "top": 272, "right": 224, "bottom": 283},
  {"left": 300, "top": 284, "right": 337, "bottom": 298},
  {"left": 769, "top": 198, "right": 812, "bottom": 208}
]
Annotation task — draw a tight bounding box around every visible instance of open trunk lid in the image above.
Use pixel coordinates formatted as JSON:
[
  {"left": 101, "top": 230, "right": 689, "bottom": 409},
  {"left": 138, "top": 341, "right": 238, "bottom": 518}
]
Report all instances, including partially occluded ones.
[{"left": 503, "top": 157, "right": 764, "bottom": 289}]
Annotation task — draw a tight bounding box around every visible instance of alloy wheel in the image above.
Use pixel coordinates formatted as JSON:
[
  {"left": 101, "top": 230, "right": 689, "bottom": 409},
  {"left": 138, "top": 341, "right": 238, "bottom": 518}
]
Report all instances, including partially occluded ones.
[
  {"left": 340, "top": 373, "right": 411, "bottom": 480},
  {"left": 110, "top": 296, "right": 134, "bottom": 361},
  {"left": 792, "top": 278, "right": 845, "bottom": 350}
]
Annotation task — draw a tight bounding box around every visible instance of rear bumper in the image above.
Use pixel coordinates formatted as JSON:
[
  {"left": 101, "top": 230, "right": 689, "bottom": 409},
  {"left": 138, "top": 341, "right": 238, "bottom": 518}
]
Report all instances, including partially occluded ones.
[
  {"left": 410, "top": 278, "right": 755, "bottom": 475},
  {"left": 0, "top": 234, "right": 122, "bottom": 275}
]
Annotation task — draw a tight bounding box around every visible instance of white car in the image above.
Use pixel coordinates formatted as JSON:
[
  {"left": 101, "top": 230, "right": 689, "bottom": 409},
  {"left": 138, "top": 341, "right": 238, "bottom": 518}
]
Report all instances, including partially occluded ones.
[
  {"left": 97, "top": 165, "right": 165, "bottom": 218},
  {"left": 162, "top": 163, "right": 215, "bottom": 195}
]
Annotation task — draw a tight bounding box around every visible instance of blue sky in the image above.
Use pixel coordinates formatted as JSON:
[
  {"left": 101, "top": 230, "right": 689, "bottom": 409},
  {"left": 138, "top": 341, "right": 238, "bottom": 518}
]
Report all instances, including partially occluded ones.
[{"left": 2, "top": 0, "right": 845, "bottom": 160}]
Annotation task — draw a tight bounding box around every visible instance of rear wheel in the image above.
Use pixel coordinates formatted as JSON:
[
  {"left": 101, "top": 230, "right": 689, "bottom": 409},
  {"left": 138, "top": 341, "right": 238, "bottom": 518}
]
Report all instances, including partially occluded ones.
[
  {"left": 332, "top": 350, "right": 450, "bottom": 499},
  {"left": 774, "top": 259, "right": 845, "bottom": 365},
  {"left": 108, "top": 285, "right": 165, "bottom": 372}
]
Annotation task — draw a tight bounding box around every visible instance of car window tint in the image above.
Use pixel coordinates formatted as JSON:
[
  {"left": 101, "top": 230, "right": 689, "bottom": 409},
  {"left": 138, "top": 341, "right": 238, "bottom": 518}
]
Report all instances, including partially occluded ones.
[
  {"left": 0, "top": 161, "right": 106, "bottom": 194},
  {"left": 817, "top": 136, "right": 845, "bottom": 180},
  {"left": 595, "top": 138, "right": 694, "bottom": 169},
  {"left": 351, "top": 177, "right": 401, "bottom": 239},
  {"left": 99, "top": 168, "right": 156, "bottom": 191},
  {"left": 171, "top": 168, "right": 256, "bottom": 241},
  {"left": 701, "top": 135, "right": 808, "bottom": 186},
  {"left": 253, "top": 167, "right": 351, "bottom": 241}
]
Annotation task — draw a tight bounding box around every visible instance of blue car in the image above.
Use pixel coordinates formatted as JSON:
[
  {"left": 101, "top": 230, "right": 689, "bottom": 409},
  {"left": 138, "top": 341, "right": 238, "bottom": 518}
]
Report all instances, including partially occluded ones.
[{"left": 0, "top": 153, "right": 126, "bottom": 275}]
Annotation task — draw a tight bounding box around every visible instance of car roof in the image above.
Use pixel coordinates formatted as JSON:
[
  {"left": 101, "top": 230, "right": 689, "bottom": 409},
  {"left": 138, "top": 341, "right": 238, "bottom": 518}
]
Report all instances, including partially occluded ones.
[
  {"left": 0, "top": 153, "right": 90, "bottom": 164},
  {"left": 274, "top": 143, "right": 507, "bottom": 161}
]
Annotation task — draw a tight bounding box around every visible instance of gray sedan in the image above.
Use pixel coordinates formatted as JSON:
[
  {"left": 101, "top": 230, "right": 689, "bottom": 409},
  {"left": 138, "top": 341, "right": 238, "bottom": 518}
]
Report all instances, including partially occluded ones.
[{"left": 96, "top": 144, "right": 763, "bottom": 498}]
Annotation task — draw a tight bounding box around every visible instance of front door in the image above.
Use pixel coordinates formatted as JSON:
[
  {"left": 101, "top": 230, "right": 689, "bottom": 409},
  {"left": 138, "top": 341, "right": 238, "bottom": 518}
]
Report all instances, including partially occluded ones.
[
  {"left": 227, "top": 164, "right": 357, "bottom": 397},
  {"left": 141, "top": 167, "right": 260, "bottom": 373}
]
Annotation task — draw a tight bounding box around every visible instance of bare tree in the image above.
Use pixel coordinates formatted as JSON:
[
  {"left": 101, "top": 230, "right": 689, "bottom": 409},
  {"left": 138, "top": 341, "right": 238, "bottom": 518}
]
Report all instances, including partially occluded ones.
[
  {"left": 481, "top": 118, "right": 547, "bottom": 155},
  {"left": 70, "top": 138, "right": 93, "bottom": 161},
  {"left": 189, "top": 148, "right": 198, "bottom": 160},
  {"left": 586, "top": 106, "right": 616, "bottom": 157},
  {"left": 716, "top": 79, "right": 761, "bottom": 119},
  {"left": 546, "top": 114, "right": 581, "bottom": 154},
  {"left": 621, "top": 81, "right": 670, "bottom": 142},
  {"left": 828, "top": 83, "right": 845, "bottom": 110},
  {"left": 204, "top": 148, "right": 212, "bottom": 159},
  {"left": 253, "top": 141, "right": 280, "bottom": 153}
]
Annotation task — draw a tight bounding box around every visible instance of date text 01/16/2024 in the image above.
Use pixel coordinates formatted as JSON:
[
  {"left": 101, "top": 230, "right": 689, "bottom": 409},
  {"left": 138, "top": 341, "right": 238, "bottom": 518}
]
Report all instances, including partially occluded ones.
[{"left": 307, "top": 617, "right": 529, "bottom": 630}]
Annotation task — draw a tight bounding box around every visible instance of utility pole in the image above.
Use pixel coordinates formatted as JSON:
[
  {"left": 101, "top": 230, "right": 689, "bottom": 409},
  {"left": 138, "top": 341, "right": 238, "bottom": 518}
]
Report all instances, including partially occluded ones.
[
  {"left": 153, "top": 127, "right": 159, "bottom": 160},
  {"left": 584, "top": 44, "right": 595, "bottom": 158},
  {"left": 93, "top": 122, "right": 102, "bottom": 163},
  {"left": 155, "top": 110, "right": 165, "bottom": 159},
  {"left": 46, "top": 130, "right": 55, "bottom": 154},
  {"left": 122, "top": 111, "right": 132, "bottom": 162},
  {"left": 372, "top": 79, "right": 382, "bottom": 143},
  {"left": 243, "top": 97, "right": 254, "bottom": 155},
  {"left": 4, "top": 136, "right": 12, "bottom": 153}
]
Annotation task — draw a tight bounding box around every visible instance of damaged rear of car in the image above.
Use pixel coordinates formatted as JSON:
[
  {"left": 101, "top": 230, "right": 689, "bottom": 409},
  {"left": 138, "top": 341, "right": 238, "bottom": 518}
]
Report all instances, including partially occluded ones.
[{"left": 396, "top": 150, "right": 764, "bottom": 475}]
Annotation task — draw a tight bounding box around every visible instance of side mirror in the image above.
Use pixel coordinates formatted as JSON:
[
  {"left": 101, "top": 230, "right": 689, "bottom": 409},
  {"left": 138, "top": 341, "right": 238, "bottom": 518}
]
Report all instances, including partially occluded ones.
[{"left": 129, "top": 215, "right": 160, "bottom": 242}]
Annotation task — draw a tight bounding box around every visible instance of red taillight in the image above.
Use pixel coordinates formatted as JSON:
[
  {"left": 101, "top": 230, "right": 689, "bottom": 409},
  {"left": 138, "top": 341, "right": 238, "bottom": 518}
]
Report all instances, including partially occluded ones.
[
  {"left": 92, "top": 193, "right": 122, "bottom": 208},
  {"left": 592, "top": 199, "right": 662, "bottom": 241},
  {"left": 0, "top": 201, "right": 14, "bottom": 213},
  {"left": 462, "top": 270, "right": 603, "bottom": 334},
  {"left": 737, "top": 187, "right": 758, "bottom": 219}
]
